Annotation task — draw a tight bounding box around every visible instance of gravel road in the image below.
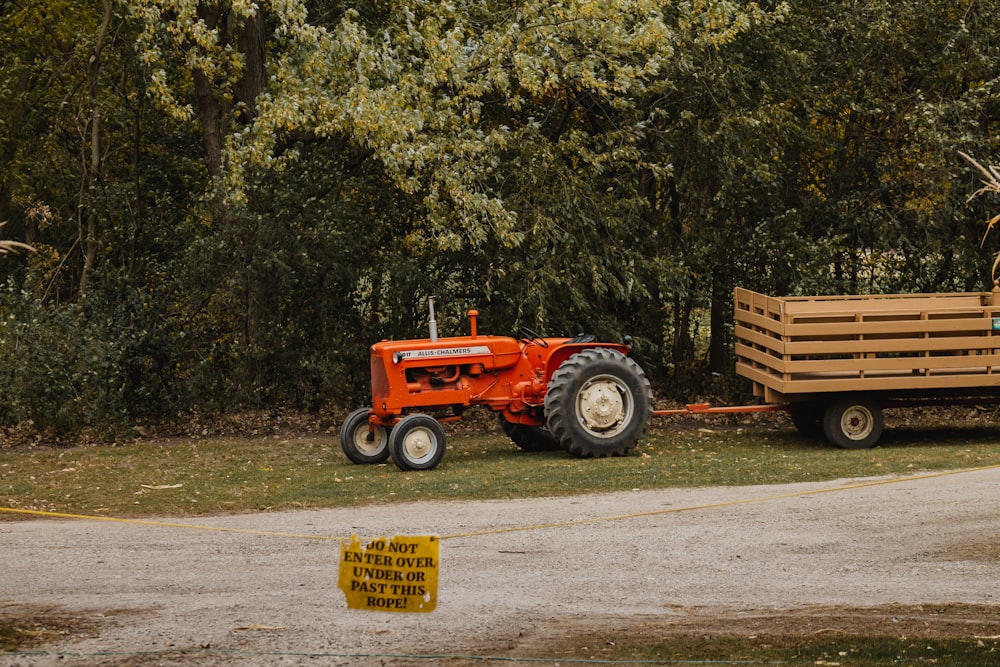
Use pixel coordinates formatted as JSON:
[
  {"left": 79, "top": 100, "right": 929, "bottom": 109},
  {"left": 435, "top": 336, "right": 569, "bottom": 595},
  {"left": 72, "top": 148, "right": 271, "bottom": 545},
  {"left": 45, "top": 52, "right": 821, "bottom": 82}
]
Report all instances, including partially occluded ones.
[{"left": 3, "top": 465, "right": 1000, "bottom": 665}]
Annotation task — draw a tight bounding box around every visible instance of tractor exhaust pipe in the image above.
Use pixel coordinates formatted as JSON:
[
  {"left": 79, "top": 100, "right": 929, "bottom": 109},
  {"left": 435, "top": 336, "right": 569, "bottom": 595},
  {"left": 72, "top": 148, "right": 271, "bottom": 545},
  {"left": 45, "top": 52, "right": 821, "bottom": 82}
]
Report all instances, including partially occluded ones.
[{"left": 427, "top": 296, "right": 438, "bottom": 342}]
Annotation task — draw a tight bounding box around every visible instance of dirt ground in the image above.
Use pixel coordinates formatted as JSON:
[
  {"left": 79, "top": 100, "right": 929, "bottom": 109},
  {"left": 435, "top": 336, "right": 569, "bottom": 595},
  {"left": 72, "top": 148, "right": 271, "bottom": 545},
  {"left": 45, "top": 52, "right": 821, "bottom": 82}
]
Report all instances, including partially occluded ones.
[{"left": 2, "top": 465, "right": 1000, "bottom": 665}]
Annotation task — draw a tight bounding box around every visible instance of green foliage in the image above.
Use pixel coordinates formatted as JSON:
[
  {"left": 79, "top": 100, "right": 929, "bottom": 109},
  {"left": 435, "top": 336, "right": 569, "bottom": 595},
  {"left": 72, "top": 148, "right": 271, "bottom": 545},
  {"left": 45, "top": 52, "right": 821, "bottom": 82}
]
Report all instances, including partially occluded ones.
[
  {"left": 1, "top": 0, "right": 1000, "bottom": 436},
  {"left": 0, "top": 287, "right": 117, "bottom": 435}
]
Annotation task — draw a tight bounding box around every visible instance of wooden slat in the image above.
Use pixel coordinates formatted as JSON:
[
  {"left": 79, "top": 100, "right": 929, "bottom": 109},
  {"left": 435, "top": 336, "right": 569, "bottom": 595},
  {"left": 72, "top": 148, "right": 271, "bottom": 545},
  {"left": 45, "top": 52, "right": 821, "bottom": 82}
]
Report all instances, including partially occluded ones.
[
  {"left": 779, "top": 294, "right": 988, "bottom": 316},
  {"left": 733, "top": 309, "right": 786, "bottom": 336},
  {"left": 785, "top": 335, "right": 1000, "bottom": 356},
  {"left": 734, "top": 325, "right": 785, "bottom": 356},
  {"left": 776, "top": 292, "right": 985, "bottom": 303},
  {"left": 739, "top": 351, "right": 1000, "bottom": 376},
  {"left": 736, "top": 362, "right": 1000, "bottom": 396},
  {"left": 734, "top": 287, "right": 783, "bottom": 320},
  {"left": 734, "top": 343, "right": 786, "bottom": 373},
  {"left": 734, "top": 362, "right": 788, "bottom": 393},
  {"left": 783, "top": 316, "right": 996, "bottom": 338},
  {"left": 783, "top": 353, "right": 1000, "bottom": 374},
  {"left": 765, "top": 371, "right": 1000, "bottom": 394}
]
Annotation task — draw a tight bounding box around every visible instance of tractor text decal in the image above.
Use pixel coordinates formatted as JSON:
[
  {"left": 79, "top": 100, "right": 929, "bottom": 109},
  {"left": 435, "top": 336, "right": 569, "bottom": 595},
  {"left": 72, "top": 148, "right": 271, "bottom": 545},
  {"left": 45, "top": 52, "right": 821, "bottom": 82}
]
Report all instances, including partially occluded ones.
[
  {"left": 394, "top": 345, "right": 491, "bottom": 362},
  {"left": 338, "top": 534, "right": 439, "bottom": 613}
]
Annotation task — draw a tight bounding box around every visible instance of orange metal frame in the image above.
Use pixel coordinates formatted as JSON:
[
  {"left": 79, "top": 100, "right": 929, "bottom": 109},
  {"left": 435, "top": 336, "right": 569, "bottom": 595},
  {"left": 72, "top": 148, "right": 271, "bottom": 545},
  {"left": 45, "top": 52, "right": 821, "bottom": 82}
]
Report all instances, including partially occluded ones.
[{"left": 653, "top": 403, "right": 789, "bottom": 417}]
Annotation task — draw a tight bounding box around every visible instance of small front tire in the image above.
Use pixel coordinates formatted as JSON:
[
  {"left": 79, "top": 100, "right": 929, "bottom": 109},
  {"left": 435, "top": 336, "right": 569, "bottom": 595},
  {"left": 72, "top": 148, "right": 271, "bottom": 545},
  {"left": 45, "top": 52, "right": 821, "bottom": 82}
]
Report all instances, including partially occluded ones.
[
  {"left": 389, "top": 414, "right": 447, "bottom": 471},
  {"left": 340, "top": 407, "right": 391, "bottom": 464}
]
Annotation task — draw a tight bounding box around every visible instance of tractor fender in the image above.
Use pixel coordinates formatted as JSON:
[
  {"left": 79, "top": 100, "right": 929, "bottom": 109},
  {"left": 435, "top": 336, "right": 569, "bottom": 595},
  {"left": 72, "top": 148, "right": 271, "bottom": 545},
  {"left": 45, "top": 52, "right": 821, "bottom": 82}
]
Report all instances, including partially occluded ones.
[{"left": 542, "top": 343, "right": 630, "bottom": 385}]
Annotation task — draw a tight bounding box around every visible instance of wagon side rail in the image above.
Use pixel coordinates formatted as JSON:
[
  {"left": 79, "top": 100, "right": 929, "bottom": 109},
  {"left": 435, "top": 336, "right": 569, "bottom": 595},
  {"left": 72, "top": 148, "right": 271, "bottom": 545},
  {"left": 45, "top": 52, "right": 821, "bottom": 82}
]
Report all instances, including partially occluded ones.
[{"left": 734, "top": 287, "right": 1000, "bottom": 403}]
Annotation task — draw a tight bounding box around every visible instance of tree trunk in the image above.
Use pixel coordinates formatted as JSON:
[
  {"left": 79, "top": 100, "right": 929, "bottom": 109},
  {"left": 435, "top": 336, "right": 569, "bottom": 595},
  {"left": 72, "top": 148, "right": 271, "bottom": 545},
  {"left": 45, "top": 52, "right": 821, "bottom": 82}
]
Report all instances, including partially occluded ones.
[
  {"left": 671, "top": 291, "right": 695, "bottom": 389},
  {"left": 192, "top": 3, "right": 227, "bottom": 180},
  {"left": 191, "top": 6, "right": 267, "bottom": 179},
  {"left": 78, "top": 0, "right": 112, "bottom": 297},
  {"left": 234, "top": 12, "right": 266, "bottom": 122},
  {"left": 708, "top": 226, "right": 731, "bottom": 375},
  {"left": 708, "top": 268, "right": 729, "bottom": 376},
  {"left": 192, "top": 67, "right": 225, "bottom": 180}
]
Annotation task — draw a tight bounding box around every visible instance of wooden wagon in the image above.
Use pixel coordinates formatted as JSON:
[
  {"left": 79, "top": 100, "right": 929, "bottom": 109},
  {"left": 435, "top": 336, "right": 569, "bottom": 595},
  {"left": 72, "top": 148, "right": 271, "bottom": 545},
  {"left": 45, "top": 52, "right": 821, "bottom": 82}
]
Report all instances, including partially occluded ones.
[{"left": 734, "top": 286, "right": 1000, "bottom": 447}]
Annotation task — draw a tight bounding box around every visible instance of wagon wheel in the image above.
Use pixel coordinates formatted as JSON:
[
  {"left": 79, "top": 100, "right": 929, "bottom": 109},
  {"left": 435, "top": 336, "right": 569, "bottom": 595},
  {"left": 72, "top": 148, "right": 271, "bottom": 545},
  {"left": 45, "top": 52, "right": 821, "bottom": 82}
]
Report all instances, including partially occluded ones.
[
  {"left": 789, "top": 403, "right": 825, "bottom": 440},
  {"left": 823, "top": 397, "right": 884, "bottom": 449}
]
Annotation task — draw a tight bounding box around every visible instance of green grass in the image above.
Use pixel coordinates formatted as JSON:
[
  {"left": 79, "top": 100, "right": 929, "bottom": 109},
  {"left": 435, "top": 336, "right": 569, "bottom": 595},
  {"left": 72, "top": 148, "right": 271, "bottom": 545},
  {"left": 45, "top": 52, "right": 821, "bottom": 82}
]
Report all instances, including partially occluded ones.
[{"left": 2, "top": 416, "right": 999, "bottom": 519}]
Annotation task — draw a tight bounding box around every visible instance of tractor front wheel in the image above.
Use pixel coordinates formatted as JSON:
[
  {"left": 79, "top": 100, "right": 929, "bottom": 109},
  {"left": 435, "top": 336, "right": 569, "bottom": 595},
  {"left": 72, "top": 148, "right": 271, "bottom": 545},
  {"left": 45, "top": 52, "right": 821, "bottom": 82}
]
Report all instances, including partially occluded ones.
[
  {"left": 544, "top": 348, "right": 653, "bottom": 458},
  {"left": 340, "top": 407, "right": 391, "bottom": 464},
  {"left": 389, "top": 414, "right": 447, "bottom": 471}
]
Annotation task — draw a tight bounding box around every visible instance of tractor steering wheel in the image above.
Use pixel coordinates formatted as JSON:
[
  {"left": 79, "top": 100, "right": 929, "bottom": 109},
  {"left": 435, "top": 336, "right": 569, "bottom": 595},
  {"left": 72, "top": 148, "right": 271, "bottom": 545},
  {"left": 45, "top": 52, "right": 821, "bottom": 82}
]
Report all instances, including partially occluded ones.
[{"left": 518, "top": 326, "right": 549, "bottom": 348}]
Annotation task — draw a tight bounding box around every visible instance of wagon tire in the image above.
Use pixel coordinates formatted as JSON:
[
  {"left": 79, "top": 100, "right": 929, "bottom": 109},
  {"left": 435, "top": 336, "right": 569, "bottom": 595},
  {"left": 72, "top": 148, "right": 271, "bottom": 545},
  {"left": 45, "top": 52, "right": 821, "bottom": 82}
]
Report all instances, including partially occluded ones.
[
  {"left": 340, "top": 407, "right": 391, "bottom": 464},
  {"left": 790, "top": 403, "right": 825, "bottom": 440},
  {"left": 388, "top": 414, "right": 446, "bottom": 471},
  {"left": 823, "top": 397, "right": 884, "bottom": 449},
  {"left": 544, "top": 348, "right": 653, "bottom": 458}
]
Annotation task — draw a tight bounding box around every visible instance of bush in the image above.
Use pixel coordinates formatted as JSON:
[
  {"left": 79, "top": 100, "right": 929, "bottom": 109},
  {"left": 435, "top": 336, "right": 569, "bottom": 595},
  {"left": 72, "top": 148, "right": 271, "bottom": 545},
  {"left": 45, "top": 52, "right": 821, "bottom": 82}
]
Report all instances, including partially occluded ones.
[{"left": 0, "top": 286, "right": 123, "bottom": 436}]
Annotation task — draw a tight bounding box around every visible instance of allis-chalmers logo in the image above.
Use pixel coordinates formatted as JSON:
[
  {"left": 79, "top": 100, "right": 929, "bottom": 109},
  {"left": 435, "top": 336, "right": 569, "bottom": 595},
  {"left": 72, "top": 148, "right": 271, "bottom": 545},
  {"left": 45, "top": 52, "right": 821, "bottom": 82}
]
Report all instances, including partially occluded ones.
[{"left": 393, "top": 345, "right": 492, "bottom": 363}]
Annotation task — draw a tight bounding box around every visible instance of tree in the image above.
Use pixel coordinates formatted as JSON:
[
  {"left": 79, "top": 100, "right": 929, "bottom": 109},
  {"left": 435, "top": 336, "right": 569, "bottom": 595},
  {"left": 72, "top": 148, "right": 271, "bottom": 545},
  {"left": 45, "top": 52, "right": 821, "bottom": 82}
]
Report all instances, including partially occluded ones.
[
  {"left": 126, "top": 0, "right": 792, "bottom": 395},
  {"left": 775, "top": 0, "right": 1000, "bottom": 296},
  {"left": 1, "top": 0, "right": 111, "bottom": 300},
  {"left": 130, "top": 0, "right": 269, "bottom": 179},
  {"left": 3, "top": 0, "right": 1000, "bottom": 438}
]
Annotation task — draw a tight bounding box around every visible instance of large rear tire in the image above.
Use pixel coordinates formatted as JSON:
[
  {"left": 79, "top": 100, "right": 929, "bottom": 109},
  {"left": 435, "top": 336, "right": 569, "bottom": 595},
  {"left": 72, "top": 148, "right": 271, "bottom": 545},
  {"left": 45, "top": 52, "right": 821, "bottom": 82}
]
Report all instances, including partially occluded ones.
[
  {"left": 823, "top": 397, "right": 883, "bottom": 449},
  {"left": 340, "top": 407, "right": 391, "bottom": 464},
  {"left": 388, "top": 414, "right": 447, "bottom": 471},
  {"left": 544, "top": 348, "right": 653, "bottom": 458}
]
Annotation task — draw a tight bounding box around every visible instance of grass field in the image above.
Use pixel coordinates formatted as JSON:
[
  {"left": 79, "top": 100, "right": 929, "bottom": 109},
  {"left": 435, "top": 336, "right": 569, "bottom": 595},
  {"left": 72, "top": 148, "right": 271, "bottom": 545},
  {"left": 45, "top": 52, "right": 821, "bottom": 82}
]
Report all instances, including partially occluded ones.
[{"left": 2, "top": 411, "right": 1000, "bottom": 519}]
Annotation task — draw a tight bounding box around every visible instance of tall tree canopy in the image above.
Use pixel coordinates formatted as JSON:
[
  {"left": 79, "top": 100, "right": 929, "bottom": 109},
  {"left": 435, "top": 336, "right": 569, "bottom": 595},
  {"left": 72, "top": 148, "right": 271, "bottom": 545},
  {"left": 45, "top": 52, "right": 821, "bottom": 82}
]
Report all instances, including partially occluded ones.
[{"left": 0, "top": 0, "right": 998, "bottom": 437}]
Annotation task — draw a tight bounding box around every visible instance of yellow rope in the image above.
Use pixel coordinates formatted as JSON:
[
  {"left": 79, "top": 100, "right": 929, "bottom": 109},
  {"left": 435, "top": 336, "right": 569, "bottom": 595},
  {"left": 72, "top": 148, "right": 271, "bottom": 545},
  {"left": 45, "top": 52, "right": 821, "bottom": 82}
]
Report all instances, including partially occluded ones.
[
  {"left": 2, "top": 464, "right": 998, "bottom": 542},
  {"left": 0, "top": 508, "right": 342, "bottom": 541},
  {"left": 440, "top": 465, "right": 1000, "bottom": 540}
]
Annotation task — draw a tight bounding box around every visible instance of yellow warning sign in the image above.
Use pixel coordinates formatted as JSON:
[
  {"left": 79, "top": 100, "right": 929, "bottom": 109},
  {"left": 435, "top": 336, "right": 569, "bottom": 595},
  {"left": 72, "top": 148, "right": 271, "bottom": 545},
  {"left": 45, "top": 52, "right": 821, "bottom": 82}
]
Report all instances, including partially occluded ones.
[{"left": 338, "top": 534, "right": 439, "bottom": 613}]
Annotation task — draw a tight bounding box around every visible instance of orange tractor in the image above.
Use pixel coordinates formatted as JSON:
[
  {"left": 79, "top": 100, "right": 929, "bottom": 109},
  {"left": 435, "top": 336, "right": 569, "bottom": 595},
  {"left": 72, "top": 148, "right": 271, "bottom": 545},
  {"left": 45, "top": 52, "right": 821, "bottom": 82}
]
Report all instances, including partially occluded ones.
[{"left": 341, "top": 298, "right": 653, "bottom": 471}]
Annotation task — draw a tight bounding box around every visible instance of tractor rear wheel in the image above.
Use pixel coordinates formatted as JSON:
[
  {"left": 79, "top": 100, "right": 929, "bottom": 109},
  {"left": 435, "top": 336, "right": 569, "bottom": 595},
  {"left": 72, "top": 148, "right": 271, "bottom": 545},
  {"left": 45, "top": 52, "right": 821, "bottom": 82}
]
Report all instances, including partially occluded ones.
[
  {"left": 389, "top": 414, "right": 446, "bottom": 471},
  {"left": 544, "top": 348, "right": 652, "bottom": 458},
  {"left": 498, "top": 415, "right": 561, "bottom": 452},
  {"left": 340, "top": 407, "right": 391, "bottom": 464}
]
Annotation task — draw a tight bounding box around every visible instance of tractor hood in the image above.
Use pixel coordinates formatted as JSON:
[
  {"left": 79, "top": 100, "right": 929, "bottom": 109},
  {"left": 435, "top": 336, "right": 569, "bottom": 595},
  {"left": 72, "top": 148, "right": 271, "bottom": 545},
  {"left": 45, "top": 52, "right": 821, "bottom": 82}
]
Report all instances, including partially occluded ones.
[{"left": 371, "top": 335, "right": 523, "bottom": 370}]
